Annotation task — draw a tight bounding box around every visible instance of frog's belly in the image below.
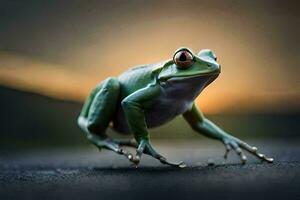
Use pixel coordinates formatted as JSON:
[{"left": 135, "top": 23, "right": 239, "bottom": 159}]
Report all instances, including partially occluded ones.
[
  {"left": 112, "top": 98, "right": 192, "bottom": 134},
  {"left": 112, "top": 75, "right": 214, "bottom": 134},
  {"left": 146, "top": 97, "right": 192, "bottom": 127}
]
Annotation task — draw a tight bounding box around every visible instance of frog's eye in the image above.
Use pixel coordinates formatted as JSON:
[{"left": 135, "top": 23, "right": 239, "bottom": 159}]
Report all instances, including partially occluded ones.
[{"left": 173, "top": 50, "right": 194, "bottom": 69}]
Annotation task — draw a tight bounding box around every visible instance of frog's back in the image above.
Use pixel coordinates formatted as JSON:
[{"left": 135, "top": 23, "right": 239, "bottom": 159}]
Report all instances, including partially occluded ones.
[{"left": 117, "top": 63, "right": 160, "bottom": 98}]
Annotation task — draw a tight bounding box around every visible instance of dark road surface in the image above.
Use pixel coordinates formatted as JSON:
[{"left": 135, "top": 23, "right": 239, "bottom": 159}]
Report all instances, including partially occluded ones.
[{"left": 0, "top": 139, "right": 299, "bottom": 200}]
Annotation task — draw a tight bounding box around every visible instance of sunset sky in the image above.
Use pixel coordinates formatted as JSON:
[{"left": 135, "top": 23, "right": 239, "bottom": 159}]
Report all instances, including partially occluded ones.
[{"left": 0, "top": 0, "right": 299, "bottom": 114}]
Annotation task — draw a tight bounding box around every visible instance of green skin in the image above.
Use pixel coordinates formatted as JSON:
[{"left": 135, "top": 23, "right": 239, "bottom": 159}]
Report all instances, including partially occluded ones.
[{"left": 78, "top": 47, "right": 273, "bottom": 168}]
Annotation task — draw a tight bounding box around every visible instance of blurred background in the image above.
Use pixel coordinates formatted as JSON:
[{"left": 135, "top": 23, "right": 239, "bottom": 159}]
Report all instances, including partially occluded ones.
[{"left": 0, "top": 0, "right": 299, "bottom": 150}]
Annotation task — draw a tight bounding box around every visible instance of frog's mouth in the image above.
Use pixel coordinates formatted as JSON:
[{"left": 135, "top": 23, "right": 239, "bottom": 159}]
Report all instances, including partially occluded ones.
[
  {"left": 162, "top": 73, "right": 219, "bottom": 91},
  {"left": 158, "top": 67, "right": 220, "bottom": 82},
  {"left": 165, "top": 72, "right": 219, "bottom": 85}
]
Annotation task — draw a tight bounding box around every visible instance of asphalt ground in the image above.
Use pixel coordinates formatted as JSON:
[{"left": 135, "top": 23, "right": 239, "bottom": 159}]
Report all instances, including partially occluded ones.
[{"left": 0, "top": 139, "right": 299, "bottom": 200}]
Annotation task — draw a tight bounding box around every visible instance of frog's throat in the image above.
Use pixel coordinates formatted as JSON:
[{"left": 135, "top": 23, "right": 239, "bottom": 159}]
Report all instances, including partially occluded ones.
[{"left": 159, "top": 73, "right": 219, "bottom": 102}]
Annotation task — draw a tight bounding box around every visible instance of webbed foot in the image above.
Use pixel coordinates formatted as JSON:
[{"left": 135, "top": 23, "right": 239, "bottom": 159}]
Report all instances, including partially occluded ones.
[
  {"left": 223, "top": 137, "right": 274, "bottom": 164},
  {"left": 87, "top": 133, "right": 134, "bottom": 162},
  {"left": 130, "top": 139, "right": 186, "bottom": 168}
]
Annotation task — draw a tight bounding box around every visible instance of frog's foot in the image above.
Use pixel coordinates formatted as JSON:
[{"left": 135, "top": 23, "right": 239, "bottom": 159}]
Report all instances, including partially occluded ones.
[
  {"left": 223, "top": 137, "right": 274, "bottom": 164},
  {"left": 87, "top": 134, "right": 134, "bottom": 162},
  {"left": 130, "top": 139, "right": 186, "bottom": 168}
]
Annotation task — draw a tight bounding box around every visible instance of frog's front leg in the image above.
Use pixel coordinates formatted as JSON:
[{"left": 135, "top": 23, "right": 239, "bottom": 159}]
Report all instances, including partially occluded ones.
[
  {"left": 122, "top": 84, "right": 186, "bottom": 168},
  {"left": 183, "top": 103, "right": 274, "bottom": 164}
]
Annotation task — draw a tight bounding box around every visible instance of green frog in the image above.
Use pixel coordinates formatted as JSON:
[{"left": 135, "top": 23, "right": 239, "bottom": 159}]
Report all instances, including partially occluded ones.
[{"left": 77, "top": 47, "right": 273, "bottom": 168}]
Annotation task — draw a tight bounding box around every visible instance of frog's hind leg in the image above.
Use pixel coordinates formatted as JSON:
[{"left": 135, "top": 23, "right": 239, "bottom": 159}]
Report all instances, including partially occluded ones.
[{"left": 77, "top": 77, "right": 134, "bottom": 161}]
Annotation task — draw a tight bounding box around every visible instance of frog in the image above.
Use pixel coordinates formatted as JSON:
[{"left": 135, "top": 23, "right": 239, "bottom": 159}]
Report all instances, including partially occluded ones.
[{"left": 77, "top": 47, "right": 273, "bottom": 168}]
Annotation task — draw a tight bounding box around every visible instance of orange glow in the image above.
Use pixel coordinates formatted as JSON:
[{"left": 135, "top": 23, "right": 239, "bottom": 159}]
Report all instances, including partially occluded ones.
[
  {"left": 0, "top": 2, "right": 298, "bottom": 114},
  {"left": 0, "top": 52, "right": 96, "bottom": 101},
  {"left": 0, "top": 51, "right": 298, "bottom": 114}
]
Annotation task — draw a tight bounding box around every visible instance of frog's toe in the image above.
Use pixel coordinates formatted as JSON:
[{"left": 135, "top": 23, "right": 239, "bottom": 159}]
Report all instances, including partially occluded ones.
[
  {"left": 231, "top": 143, "right": 247, "bottom": 164},
  {"left": 129, "top": 155, "right": 141, "bottom": 166},
  {"left": 224, "top": 144, "right": 231, "bottom": 160},
  {"left": 223, "top": 139, "right": 247, "bottom": 164},
  {"left": 238, "top": 142, "right": 274, "bottom": 163},
  {"left": 159, "top": 157, "right": 187, "bottom": 168},
  {"left": 119, "top": 149, "right": 134, "bottom": 161}
]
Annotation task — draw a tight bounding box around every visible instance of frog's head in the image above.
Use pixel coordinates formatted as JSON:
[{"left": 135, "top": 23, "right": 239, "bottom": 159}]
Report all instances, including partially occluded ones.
[
  {"left": 156, "top": 47, "right": 221, "bottom": 99},
  {"left": 158, "top": 47, "right": 220, "bottom": 82}
]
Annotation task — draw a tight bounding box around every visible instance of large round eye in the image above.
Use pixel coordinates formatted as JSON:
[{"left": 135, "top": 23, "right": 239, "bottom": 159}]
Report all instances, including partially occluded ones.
[{"left": 173, "top": 50, "right": 194, "bottom": 69}]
